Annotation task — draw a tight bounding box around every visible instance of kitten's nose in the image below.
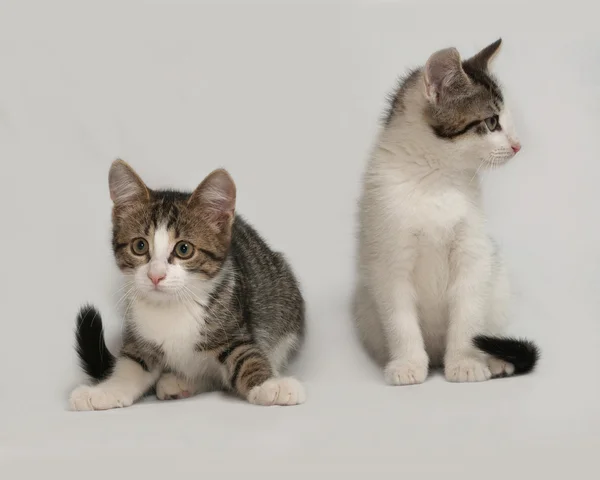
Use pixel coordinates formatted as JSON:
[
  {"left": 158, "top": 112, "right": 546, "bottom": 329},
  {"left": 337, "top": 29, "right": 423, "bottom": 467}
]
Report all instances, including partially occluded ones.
[
  {"left": 511, "top": 143, "right": 521, "bottom": 154},
  {"left": 148, "top": 272, "right": 166, "bottom": 286}
]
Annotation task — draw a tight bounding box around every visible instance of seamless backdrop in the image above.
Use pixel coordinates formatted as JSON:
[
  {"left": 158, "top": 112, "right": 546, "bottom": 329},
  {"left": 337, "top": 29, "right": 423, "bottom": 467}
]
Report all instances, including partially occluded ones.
[{"left": 1, "top": 0, "right": 598, "bottom": 477}]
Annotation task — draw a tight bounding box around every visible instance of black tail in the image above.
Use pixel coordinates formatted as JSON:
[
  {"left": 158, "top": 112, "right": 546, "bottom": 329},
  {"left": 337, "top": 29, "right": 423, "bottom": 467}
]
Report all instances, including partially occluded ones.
[
  {"left": 474, "top": 335, "right": 540, "bottom": 375},
  {"left": 75, "top": 304, "right": 116, "bottom": 381}
]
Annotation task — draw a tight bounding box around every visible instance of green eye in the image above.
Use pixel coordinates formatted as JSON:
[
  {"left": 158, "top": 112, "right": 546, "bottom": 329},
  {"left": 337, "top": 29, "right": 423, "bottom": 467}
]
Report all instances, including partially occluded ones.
[
  {"left": 174, "top": 241, "right": 194, "bottom": 259},
  {"left": 131, "top": 238, "right": 149, "bottom": 255},
  {"left": 484, "top": 115, "right": 499, "bottom": 132}
]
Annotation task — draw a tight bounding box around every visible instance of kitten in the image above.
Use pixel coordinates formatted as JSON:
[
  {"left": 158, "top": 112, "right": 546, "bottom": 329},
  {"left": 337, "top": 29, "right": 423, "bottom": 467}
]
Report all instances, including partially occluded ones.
[
  {"left": 70, "top": 160, "right": 306, "bottom": 409},
  {"left": 353, "top": 39, "right": 539, "bottom": 385}
]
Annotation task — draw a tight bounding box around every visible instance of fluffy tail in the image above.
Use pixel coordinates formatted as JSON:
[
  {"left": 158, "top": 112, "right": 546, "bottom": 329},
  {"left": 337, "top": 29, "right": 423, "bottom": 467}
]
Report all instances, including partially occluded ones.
[
  {"left": 474, "top": 335, "right": 540, "bottom": 375},
  {"left": 75, "top": 304, "right": 116, "bottom": 381}
]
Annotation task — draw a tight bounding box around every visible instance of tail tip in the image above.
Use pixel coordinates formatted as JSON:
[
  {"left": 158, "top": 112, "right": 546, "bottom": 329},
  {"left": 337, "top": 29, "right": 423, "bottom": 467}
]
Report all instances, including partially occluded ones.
[
  {"left": 76, "top": 303, "right": 102, "bottom": 330},
  {"left": 474, "top": 335, "right": 540, "bottom": 375}
]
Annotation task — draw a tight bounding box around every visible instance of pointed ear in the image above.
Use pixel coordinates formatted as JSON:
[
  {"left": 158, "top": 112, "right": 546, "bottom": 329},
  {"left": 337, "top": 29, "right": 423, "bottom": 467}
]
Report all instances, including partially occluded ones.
[
  {"left": 188, "top": 169, "right": 236, "bottom": 229},
  {"left": 108, "top": 159, "right": 150, "bottom": 206},
  {"left": 423, "top": 47, "right": 470, "bottom": 104},
  {"left": 466, "top": 38, "right": 502, "bottom": 71}
]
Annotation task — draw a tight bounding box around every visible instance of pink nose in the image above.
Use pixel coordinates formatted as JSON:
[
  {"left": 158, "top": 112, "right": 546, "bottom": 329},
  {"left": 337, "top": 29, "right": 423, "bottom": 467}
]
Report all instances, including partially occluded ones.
[
  {"left": 148, "top": 273, "right": 166, "bottom": 286},
  {"left": 511, "top": 143, "right": 521, "bottom": 154}
]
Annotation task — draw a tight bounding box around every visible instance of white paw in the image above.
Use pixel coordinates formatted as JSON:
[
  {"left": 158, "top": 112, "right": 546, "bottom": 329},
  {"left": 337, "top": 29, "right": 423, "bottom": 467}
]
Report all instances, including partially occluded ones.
[
  {"left": 247, "top": 377, "right": 306, "bottom": 406},
  {"left": 488, "top": 357, "right": 515, "bottom": 377},
  {"left": 445, "top": 357, "right": 492, "bottom": 382},
  {"left": 69, "top": 384, "right": 134, "bottom": 411},
  {"left": 156, "top": 372, "right": 194, "bottom": 400},
  {"left": 384, "top": 355, "right": 429, "bottom": 386}
]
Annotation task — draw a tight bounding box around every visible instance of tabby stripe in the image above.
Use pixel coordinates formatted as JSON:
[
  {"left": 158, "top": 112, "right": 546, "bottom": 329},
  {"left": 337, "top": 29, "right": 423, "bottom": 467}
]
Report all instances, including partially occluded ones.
[
  {"left": 228, "top": 344, "right": 256, "bottom": 368},
  {"left": 462, "top": 64, "right": 503, "bottom": 103},
  {"left": 121, "top": 353, "right": 149, "bottom": 372},
  {"left": 119, "top": 258, "right": 137, "bottom": 269},
  {"left": 150, "top": 208, "right": 159, "bottom": 228},
  {"left": 433, "top": 119, "right": 482, "bottom": 139},
  {"left": 166, "top": 205, "right": 179, "bottom": 230},
  {"left": 230, "top": 351, "right": 263, "bottom": 388},
  {"left": 235, "top": 357, "right": 270, "bottom": 392},
  {"left": 218, "top": 340, "right": 253, "bottom": 363},
  {"left": 243, "top": 370, "right": 270, "bottom": 390},
  {"left": 198, "top": 248, "right": 224, "bottom": 262},
  {"left": 206, "top": 272, "right": 231, "bottom": 310},
  {"left": 114, "top": 242, "right": 128, "bottom": 251}
]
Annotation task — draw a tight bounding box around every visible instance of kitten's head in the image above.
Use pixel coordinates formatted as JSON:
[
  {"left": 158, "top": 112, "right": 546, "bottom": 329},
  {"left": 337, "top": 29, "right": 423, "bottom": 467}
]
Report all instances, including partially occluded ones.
[
  {"left": 109, "top": 160, "right": 236, "bottom": 304},
  {"left": 398, "top": 39, "right": 520, "bottom": 170}
]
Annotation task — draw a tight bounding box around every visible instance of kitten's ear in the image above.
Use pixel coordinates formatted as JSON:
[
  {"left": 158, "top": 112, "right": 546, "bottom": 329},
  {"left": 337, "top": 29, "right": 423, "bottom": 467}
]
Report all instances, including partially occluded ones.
[
  {"left": 423, "top": 47, "right": 470, "bottom": 104},
  {"left": 466, "top": 38, "right": 502, "bottom": 71},
  {"left": 188, "top": 169, "right": 236, "bottom": 229},
  {"left": 108, "top": 159, "right": 150, "bottom": 206}
]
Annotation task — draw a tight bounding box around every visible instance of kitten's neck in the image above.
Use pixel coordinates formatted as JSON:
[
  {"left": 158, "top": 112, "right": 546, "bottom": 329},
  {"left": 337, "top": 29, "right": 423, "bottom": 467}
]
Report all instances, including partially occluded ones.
[{"left": 371, "top": 142, "right": 482, "bottom": 194}]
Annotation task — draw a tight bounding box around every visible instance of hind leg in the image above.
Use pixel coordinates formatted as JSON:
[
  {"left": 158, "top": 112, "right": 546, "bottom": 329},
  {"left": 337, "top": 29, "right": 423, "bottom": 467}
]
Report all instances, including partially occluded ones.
[
  {"left": 156, "top": 372, "right": 199, "bottom": 400},
  {"left": 488, "top": 357, "right": 515, "bottom": 377}
]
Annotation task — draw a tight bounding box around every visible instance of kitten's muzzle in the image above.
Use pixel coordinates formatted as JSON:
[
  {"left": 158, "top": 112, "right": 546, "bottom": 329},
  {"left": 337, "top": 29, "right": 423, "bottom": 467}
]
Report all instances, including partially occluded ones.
[{"left": 148, "top": 272, "right": 166, "bottom": 286}]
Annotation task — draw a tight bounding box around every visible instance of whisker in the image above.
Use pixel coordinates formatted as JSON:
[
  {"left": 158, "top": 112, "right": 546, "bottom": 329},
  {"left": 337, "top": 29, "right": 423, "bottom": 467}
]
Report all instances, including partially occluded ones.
[
  {"left": 121, "top": 289, "right": 138, "bottom": 337},
  {"left": 470, "top": 159, "right": 485, "bottom": 185},
  {"left": 112, "top": 281, "right": 135, "bottom": 296},
  {"left": 114, "top": 285, "right": 136, "bottom": 311}
]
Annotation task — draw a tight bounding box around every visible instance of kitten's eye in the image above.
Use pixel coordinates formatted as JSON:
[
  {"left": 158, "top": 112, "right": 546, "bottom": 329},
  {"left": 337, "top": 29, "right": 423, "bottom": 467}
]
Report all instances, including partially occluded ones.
[
  {"left": 484, "top": 115, "right": 499, "bottom": 132},
  {"left": 174, "top": 241, "right": 194, "bottom": 259},
  {"left": 131, "top": 238, "right": 149, "bottom": 255}
]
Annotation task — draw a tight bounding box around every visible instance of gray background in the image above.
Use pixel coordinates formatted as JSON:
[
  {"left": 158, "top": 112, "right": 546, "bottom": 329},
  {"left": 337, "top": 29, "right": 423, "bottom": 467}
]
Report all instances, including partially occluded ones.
[{"left": 1, "top": 0, "right": 598, "bottom": 476}]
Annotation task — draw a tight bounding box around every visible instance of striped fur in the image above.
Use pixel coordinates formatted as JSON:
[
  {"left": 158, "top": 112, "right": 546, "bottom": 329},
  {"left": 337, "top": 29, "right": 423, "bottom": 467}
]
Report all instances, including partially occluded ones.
[{"left": 69, "top": 160, "right": 305, "bottom": 410}]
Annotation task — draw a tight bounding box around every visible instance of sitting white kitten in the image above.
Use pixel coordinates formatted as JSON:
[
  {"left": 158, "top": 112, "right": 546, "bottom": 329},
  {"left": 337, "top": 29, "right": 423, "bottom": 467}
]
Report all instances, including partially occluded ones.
[{"left": 353, "top": 39, "right": 539, "bottom": 385}]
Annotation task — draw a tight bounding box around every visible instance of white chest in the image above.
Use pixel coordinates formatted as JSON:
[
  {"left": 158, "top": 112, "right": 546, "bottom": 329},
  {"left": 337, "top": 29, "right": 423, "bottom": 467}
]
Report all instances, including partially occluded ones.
[
  {"left": 409, "top": 187, "right": 470, "bottom": 236},
  {"left": 131, "top": 301, "right": 207, "bottom": 378}
]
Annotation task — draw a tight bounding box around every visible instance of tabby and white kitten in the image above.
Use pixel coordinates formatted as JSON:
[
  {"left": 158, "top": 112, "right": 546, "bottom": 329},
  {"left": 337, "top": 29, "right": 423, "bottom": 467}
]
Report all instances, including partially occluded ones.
[
  {"left": 70, "top": 160, "right": 305, "bottom": 409},
  {"left": 354, "top": 39, "right": 539, "bottom": 385}
]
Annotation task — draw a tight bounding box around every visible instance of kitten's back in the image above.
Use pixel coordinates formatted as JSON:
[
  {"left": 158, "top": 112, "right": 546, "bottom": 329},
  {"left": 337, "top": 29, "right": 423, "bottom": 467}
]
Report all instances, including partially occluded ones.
[{"left": 229, "top": 216, "right": 305, "bottom": 357}]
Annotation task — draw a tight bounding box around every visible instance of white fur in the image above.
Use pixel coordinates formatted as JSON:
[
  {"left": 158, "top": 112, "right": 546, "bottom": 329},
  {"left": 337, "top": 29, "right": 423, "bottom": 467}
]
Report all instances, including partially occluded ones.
[
  {"left": 354, "top": 72, "right": 519, "bottom": 384},
  {"left": 70, "top": 226, "right": 230, "bottom": 411},
  {"left": 130, "top": 293, "right": 224, "bottom": 381},
  {"left": 70, "top": 357, "right": 160, "bottom": 411},
  {"left": 129, "top": 224, "right": 229, "bottom": 383},
  {"left": 247, "top": 377, "right": 306, "bottom": 406}
]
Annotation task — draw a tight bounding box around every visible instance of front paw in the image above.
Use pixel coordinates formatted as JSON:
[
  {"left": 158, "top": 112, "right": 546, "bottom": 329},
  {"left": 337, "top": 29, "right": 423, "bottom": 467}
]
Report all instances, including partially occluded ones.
[
  {"left": 156, "top": 373, "right": 194, "bottom": 400},
  {"left": 247, "top": 377, "right": 306, "bottom": 406},
  {"left": 384, "top": 354, "right": 429, "bottom": 385},
  {"left": 69, "top": 385, "right": 134, "bottom": 411},
  {"left": 445, "top": 357, "right": 491, "bottom": 382}
]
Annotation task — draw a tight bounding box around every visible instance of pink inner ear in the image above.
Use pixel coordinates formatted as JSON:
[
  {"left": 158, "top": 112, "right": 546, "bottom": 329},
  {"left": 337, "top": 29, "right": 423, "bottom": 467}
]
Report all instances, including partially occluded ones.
[
  {"left": 203, "top": 183, "right": 235, "bottom": 216},
  {"left": 108, "top": 160, "right": 149, "bottom": 205},
  {"left": 424, "top": 47, "right": 466, "bottom": 102},
  {"left": 190, "top": 169, "right": 237, "bottom": 221}
]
